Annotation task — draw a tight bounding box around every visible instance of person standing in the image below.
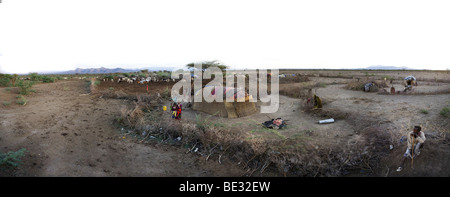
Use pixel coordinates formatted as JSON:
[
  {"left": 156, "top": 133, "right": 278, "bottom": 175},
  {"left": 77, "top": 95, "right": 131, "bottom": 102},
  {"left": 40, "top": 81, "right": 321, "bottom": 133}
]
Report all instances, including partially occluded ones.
[
  {"left": 176, "top": 102, "right": 182, "bottom": 120},
  {"left": 171, "top": 102, "right": 178, "bottom": 119}
]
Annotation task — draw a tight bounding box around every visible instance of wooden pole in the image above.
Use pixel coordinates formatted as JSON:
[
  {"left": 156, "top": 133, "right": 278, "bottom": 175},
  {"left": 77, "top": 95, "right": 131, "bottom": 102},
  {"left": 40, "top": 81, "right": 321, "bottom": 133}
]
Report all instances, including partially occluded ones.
[{"left": 411, "top": 134, "right": 415, "bottom": 169}]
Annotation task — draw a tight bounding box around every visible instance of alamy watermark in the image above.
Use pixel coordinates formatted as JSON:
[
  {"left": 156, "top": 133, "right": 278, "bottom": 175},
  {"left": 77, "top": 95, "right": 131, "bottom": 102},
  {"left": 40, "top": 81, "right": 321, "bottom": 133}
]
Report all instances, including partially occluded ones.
[{"left": 170, "top": 63, "right": 279, "bottom": 113}]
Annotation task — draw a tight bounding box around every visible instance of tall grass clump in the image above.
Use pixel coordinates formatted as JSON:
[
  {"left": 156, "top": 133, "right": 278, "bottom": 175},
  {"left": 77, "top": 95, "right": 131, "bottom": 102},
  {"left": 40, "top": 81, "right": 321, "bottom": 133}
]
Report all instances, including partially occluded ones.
[
  {"left": 419, "top": 109, "right": 429, "bottom": 114},
  {"left": 16, "top": 95, "right": 27, "bottom": 105},
  {"left": 440, "top": 107, "right": 449, "bottom": 117}
]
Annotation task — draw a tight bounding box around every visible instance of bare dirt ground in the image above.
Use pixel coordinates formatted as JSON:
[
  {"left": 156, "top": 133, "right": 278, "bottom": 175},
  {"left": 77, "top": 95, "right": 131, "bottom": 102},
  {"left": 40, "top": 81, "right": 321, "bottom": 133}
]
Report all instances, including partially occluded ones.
[
  {"left": 1, "top": 70, "right": 449, "bottom": 177},
  {"left": 0, "top": 80, "right": 246, "bottom": 176}
]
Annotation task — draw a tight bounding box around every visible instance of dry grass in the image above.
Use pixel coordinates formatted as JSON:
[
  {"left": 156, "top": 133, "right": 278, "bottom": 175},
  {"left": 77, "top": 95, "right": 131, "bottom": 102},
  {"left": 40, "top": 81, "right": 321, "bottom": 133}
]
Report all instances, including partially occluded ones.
[
  {"left": 344, "top": 79, "right": 389, "bottom": 92},
  {"left": 279, "top": 82, "right": 328, "bottom": 99},
  {"left": 130, "top": 107, "right": 392, "bottom": 176},
  {"left": 279, "top": 74, "right": 310, "bottom": 84}
]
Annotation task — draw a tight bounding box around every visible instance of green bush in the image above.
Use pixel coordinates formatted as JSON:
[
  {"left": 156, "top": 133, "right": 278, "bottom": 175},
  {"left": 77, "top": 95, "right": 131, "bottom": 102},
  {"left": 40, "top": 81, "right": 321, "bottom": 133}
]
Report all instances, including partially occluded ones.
[
  {"left": 0, "top": 148, "right": 26, "bottom": 168},
  {"left": 440, "top": 107, "right": 449, "bottom": 117},
  {"left": 156, "top": 71, "right": 170, "bottom": 79},
  {"left": 0, "top": 74, "right": 12, "bottom": 87},
  {"left": 16, "top": 96, "right": 27, "bottom": 105},
  {"left": 104, "top": 75, "right": 114, "bottom": 80},
  {"left": 16, "top": 80, "right": 34, "bottom": 95},
  {"left": 29, "top": 73, "right": 41, "bottom": 81},
  {"left": 41, "top": 75, "right": 55, "bottom": 83}
]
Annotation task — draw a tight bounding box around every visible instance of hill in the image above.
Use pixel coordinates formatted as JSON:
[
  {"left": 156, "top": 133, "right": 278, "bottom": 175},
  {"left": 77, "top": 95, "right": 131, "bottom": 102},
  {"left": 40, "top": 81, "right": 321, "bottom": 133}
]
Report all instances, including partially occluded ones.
[
  {"left": 55, "top": 66, "right": 179, "bottom": 74},
  {"left": 57, "top": 67, "right": 139, "bottom": 74}
]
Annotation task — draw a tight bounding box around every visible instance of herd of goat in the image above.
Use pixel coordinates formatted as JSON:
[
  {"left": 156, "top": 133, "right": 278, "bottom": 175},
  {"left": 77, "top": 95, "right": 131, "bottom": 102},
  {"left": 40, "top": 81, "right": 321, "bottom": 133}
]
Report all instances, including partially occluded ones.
[{"left": 103, "top": 76, "right": 175, "bottom": 84}]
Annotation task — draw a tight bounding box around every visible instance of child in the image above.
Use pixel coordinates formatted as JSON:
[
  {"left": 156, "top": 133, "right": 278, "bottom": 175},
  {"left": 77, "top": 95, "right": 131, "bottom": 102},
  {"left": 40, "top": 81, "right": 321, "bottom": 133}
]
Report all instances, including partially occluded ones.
[
  {"left": 171, "top": 102, "right": 178, "bottom": 119},
  {"left": 176, "top": 102, "right": 182, "bottom": 120}
]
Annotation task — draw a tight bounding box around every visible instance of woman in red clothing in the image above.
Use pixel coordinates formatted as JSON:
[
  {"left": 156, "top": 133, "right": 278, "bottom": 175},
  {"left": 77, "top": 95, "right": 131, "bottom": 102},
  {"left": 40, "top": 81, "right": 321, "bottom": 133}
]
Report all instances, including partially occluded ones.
[{"left": 176, "top": 102, "right": 182, "bottom": 120}]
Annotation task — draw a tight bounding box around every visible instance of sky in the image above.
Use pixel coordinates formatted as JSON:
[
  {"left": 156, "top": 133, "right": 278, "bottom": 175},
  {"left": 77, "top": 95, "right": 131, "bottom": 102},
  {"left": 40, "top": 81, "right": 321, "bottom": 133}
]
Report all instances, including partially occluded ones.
[{"left": 0, "top": 0, "right": 449, "bottom": 74}]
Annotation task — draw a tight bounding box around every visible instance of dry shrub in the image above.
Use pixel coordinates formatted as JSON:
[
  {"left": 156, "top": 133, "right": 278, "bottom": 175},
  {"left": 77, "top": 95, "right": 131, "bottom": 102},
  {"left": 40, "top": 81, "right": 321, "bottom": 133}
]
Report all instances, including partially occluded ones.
[
  {"left": 128, "top": 97, "right": 392, "bottom": 176},
  {"left": 167, "top": 119, "right": 390, "bottom": 176},
  {"left": 137, "top": 93, "right": 163, "bottom": 111},
  {"left": 120, "top": 104, "right": 145, "bottom": 129},
  {"left": 279, "top": 106, "right": 392, "bottom": 176},
  {"left": 115, "top": 90, "right": 130, "bottom": 99},
  {"left": 279, "top": 85, "right": 303, "bottom": 98},
  {"left": 279, "top": 75, "right": 310, "bottom": 84},
  {"left": 260, "top": 124, "right": 391, "bottom": 176},
  {"left": 279, "top": 82, "right": 326, "bottom": 99},
  {"left": 98, "top": 90, "right": 116, "bottom": 98},
  {"left": 99, "top": 90, "right": 133, "bottom": 99},
  {"left": 147, "top": 120, "right": 392, "bottom": 176},
  {"left": 345, "top": 80, "right": 388, "bottom": 92},
  {"left": 345, "top": 81, "right": 364, "bottom": 91},
  {"left": 118, "top": 93, "right": 165, "bottom": 132}
]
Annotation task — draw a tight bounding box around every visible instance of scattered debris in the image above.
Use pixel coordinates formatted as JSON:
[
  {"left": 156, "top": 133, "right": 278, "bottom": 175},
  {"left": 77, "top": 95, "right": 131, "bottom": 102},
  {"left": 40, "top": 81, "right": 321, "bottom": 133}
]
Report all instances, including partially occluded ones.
[
  {"left": 262, "top": 118, "right": 286, "bottom": 129},
  {"left": 364, "top": 82, "right": 373, "bottom": 92},
  {"left": 318, "top": 118, "right": 334, "bottom": 124}
]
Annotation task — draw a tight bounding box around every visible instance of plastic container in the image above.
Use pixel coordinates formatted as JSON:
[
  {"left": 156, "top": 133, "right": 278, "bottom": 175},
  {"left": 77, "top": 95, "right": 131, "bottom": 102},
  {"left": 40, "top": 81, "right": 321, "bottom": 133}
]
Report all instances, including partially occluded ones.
[{"left": 318, "top": 118, "right": 334, "bottom": 124}]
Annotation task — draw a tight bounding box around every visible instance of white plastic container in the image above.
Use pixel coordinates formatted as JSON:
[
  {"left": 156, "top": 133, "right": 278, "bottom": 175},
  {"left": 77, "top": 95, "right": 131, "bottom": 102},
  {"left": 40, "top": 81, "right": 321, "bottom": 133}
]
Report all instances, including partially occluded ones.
[{"left": 318, "top": 118, "right": 335, "bottom": 124}]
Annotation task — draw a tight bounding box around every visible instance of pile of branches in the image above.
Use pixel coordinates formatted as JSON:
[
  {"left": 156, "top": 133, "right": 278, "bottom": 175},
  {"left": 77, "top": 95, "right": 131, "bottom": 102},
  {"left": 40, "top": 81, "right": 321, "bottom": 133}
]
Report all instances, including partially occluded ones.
[{"left": 344, "top": 80, "right": 388, "bottom": 92}]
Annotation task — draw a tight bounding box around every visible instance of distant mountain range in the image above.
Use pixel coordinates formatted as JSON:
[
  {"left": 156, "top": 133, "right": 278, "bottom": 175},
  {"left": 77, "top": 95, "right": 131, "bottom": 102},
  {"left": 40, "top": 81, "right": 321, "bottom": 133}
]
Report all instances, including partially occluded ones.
[
  {"left": 361, "top": 65, "right": 413, "bottom": 70},
  {"left": 52, "top": 65, "right": 417, "bottom": 74},
  {"left": 56, "top": 67, "right": 178, "bottom": 74}
]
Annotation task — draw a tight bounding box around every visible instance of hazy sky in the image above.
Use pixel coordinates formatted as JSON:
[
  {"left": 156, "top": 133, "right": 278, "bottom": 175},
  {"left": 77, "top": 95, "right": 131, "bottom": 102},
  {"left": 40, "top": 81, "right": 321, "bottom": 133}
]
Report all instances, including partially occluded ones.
[{"left": 1, "top": 0, "right": 449, "bottom": 74}]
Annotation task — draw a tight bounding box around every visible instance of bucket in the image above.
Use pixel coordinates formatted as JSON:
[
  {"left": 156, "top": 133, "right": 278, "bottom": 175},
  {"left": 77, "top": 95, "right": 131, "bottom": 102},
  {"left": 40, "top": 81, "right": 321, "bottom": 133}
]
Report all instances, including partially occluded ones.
[{"left": 318, "top": 118, "right": 334, "bottom": 124}]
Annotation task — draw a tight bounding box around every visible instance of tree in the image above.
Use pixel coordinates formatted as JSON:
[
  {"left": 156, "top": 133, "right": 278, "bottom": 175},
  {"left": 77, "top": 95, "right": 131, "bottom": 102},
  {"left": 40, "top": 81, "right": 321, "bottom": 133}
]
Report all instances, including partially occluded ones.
[{"left": 186, "top": 60, "right": 229, "bottom": 72}]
